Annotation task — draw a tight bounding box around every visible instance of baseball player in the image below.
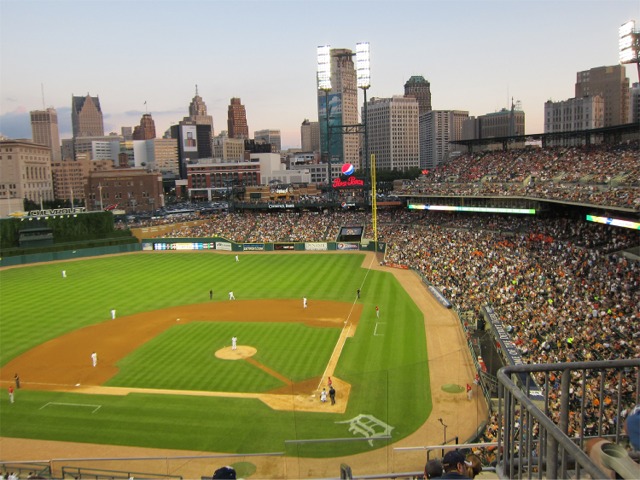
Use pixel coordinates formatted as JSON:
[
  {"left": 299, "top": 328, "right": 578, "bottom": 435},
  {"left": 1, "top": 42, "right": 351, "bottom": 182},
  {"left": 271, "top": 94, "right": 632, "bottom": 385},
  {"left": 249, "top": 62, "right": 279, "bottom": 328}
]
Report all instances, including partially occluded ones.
[
  {"left": 232, "top": 336, "right": 237, "bottom": 350},
  {"left": 91, "top": 351, "right": 98, "bottom": 367},
  {"left": 303, "top": 297, "right": 308, "bottom": 309}
]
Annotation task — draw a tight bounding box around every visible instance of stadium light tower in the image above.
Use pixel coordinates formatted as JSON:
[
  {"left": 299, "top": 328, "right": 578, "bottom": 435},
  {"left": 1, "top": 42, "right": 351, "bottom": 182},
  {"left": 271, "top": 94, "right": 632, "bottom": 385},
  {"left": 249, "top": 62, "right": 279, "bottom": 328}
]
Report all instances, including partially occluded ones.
[
  {"left": 619, "top": 20, "right": 640, "bottom": 81},
  {"left": 356, "top": 42, "right": 371, "bottom": 192},
  {"left": 317, "top": 45, "right": 332, "bottom": 187}
]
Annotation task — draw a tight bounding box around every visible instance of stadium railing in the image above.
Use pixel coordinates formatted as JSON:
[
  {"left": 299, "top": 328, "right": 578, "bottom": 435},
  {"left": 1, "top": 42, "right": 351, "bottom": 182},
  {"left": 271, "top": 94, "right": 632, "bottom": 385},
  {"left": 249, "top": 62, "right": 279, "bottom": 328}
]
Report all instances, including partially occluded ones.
[{"left": 496, "top": 359, "right": 639, "bottom": 479}]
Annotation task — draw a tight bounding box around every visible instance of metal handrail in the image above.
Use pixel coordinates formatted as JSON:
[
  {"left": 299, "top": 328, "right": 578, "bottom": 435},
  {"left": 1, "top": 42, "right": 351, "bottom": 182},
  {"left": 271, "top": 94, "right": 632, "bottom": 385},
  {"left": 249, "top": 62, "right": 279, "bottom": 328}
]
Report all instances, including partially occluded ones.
[{"left": 497, "top": 359, "right": 640, "bottom": 479}]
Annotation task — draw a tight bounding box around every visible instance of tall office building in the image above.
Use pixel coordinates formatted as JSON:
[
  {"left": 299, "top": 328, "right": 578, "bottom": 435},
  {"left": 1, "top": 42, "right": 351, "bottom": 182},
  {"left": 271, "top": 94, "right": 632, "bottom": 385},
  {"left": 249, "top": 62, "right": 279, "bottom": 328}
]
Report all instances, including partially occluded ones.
[
  {"left": 575, "top": 65, "right": 630, "bottom": 127},
  {"left": 132, "top": 113, "right": 157, "bottom": 140},
  {"left": 185, "top": 86, "right": 214, "bottom": 132},
  {"left": 254, "top": 129, "right": 281, "bottom": 153},
  {"left": 300, "top": 119, "right": 320, "bottom": 152},
  {"left": 404, "top": 76, "right": 432, "bottom": 114},
  {"left": 227, "top": 98, "right": 249, "bottom": 139},
  {"left": 544, "top": 96, "right": 605, "bottom": 133},
  {"left": 0, "top": 140, "right": 54, "bottom": 205},
  {"left": 71, "top": 94, "right": 105, "bottom": 137},
  {"left": 317, "top": 48, "right": 360, "bottom": 169},
  {"left": 30, "top": 108, "right": 62, "bottom": 162},
  {"left": 365, "top": 96, "right": 419, "bottom": 171},
  {"left": 629, "top": 82, "right": 640, "bottom": 125},
  {"left": 421, "top": 110, "right": 469, "bottom": 169}
]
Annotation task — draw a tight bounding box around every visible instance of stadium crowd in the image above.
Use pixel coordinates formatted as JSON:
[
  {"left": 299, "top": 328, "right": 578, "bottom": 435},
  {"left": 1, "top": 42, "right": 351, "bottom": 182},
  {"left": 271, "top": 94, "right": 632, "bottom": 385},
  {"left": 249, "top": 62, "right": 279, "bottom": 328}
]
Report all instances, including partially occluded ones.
[{"left": 393, "top": 143, "right": 639, "bottom": 210}]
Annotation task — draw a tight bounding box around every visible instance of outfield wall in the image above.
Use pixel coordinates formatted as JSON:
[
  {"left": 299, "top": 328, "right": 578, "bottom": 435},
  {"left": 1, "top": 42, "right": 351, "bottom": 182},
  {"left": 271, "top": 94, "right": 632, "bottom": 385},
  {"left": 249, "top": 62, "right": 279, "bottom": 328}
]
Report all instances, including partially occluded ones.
[
  {"left": 0, "top": 238, "right": 386, "bottom": 268},
  {"left": 0, "top": 243, "right": 141, "bottom": 267}
]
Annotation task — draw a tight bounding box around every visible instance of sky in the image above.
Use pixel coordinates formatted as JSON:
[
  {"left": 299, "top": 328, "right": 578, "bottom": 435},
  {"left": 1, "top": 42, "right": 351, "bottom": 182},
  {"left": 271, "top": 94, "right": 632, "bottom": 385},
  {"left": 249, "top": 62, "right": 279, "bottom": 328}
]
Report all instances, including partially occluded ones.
[{"left": 1, "top": 0, "right": 638, "bottom": 150}]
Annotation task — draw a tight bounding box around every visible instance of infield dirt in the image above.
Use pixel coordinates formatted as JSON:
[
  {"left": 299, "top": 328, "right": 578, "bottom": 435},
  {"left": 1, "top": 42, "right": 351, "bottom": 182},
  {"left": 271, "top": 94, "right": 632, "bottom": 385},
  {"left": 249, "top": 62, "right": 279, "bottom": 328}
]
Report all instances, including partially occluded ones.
[{"left": 0, "top": 251, "right": 488, "bottom": 478}]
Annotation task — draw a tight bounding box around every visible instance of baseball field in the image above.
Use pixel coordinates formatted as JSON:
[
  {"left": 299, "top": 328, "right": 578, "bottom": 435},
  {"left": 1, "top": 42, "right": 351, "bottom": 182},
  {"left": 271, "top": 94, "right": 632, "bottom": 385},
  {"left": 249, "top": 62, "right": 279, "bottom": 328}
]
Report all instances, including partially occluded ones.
[{"left": 0, "top": 251, "right": 484, "bottom": 478}]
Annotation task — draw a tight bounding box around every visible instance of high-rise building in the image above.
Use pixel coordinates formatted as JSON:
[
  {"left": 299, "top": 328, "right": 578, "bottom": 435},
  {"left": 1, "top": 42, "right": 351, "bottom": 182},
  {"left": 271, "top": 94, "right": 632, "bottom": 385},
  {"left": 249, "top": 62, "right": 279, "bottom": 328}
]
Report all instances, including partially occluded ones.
[
  {"left": 227, "top": 98, "right": 249, "bottom": 139},
  {"left": 30, "top": 108, "right": 62, "bottom": 162},
  {"left": 630, "top": 82, "right": 640, "bottom": 125},
  {"left": 544, "top": 96, "right": 605, "bottom": 133},
  {"left": 0, "top": 140, "right": 54, "bottom": 205},
  {"left": 212, "top": 132, "right": 245, "bottom": 161},
  {"left": 254, "top": 129, "right": 281, "bottom": 153},
  {"left": 170, "top": 122, "right": 213, "bottom": 179},
  {"left": 121, "top": 126, "right": 133, "bottom": 141},
  {"left": 575, "top": 65, "right": 630, "bottom": 127},
  {"left": 365, "top": 96, "right": 419, "bottom": 171},
  {"left": 421, "top": 110, "right": 469, "bottom": 169},
  {"left": 404, "top": 76, "right": 432, "bottom": 114},
  {"left": 132, "top": 114, "right": 157, "bottom": 140},
  {"left": 300, "top": 119, "right": 320, "bottom": 152},
  {"left": 51, "top": 156, "right": 114, "bottom": 204},
  {"left": 71, "top": 94, "right": 105, "bottom": 138},
  {"left": 317, "top": 48, "right": 360, "bottom": 170},
  {"left": 186, "top": 86, "right": 214, "bottom": 133},
  {"left": 463, "top": 102, "right": 525, "bottom": 142}
]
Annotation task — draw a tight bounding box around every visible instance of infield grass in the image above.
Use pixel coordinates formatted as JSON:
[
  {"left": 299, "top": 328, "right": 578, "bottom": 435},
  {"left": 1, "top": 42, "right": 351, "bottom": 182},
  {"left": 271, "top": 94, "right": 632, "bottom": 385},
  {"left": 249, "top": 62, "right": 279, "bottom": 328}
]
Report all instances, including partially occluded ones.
[{"left": 0, "top": 252, "right": 431, "bottom": 456}]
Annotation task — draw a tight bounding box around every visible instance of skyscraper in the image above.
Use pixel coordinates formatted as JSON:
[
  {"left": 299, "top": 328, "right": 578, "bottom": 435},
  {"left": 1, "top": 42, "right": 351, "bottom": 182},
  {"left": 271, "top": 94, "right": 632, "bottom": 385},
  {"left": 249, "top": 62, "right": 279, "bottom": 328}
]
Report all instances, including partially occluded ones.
[
  {"left": 365, "top": 96, "right": 419, "bottom": 171},
  {"left": 132, "top": 113, "right": 157, "bottom": 140},
  {"left": 254, "top": 129, "right": 281, "bottom": 153},
  {"left": 317, "top": 48, "right": 360, "bottom": 169},
  {"left": 575, "top": 65, "right": 630, "bottom": 127},
  {"left": 421, "top": 110, "right": 469, "bottom": 169},
  {"left": 227, "top": 98, "right": 249, "bottom": 139},
  {"left": 71, "top": 94, "right": 104, "bottom": 137},
  {"left": 185, "top": 85, "right": 214, "bottom": 132},
  {"left": 300, "top": 119, "right": 320, "bottom": 152},
  {"left": 30, "top": 107, "right": 62, "bottom": 162},
  {"left": 404, "top": 76, "right": 432, "bottom": 114}
]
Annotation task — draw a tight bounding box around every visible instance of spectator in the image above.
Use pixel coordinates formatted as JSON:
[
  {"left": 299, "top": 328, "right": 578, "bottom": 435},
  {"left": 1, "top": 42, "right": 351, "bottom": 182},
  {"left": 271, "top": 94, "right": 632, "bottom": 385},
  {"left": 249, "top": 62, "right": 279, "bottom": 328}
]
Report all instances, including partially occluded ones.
[
  {"left": 424, "top": 458, "right": 443, "bottom": 479},
  {"left": 441, "top": 450, "right": 472, "bottom": 478}
]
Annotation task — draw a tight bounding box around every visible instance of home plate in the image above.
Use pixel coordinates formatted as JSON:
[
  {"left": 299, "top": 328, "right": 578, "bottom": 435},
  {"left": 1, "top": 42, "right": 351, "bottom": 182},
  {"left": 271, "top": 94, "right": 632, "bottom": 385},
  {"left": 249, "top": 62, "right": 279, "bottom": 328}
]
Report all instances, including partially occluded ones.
[{"left": 75, "top": 383, "right": 81, "bottom": 386}]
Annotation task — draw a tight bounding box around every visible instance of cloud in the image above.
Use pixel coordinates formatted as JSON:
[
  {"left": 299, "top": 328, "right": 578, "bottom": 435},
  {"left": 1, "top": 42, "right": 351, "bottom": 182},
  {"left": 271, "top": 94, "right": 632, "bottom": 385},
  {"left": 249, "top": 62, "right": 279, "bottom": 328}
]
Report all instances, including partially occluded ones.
[{"left": 0, "top": 109, "right": 31, "bottom": 139}]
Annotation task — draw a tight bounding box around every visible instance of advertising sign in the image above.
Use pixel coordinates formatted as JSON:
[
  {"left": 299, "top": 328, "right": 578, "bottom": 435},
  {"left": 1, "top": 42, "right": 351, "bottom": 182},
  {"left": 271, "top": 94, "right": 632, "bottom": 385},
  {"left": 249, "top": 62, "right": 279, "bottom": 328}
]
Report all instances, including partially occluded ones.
[{"left": 182, "top": 125, "right": 198, "bottom": 152}]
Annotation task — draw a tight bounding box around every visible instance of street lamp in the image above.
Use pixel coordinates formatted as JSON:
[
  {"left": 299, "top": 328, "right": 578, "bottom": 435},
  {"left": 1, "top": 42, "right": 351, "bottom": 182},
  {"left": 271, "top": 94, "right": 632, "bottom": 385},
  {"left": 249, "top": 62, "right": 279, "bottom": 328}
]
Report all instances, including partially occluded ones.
[
  {"left": 317, "top": 45, "right": 332, "bottom": 189},
  {"left": 619, "top": 20, "right": 640, "bottom": 82},
  {"left": 438, "top": 417, "right": 448, "bottom": 458}
]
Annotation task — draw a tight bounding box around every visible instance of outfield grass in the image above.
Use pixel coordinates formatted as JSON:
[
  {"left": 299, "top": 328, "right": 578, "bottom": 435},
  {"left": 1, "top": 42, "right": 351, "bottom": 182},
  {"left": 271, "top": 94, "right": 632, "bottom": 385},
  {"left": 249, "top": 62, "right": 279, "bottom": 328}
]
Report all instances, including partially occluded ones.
[{"left": 0, "top": 252, "right": 431, "bottom": 456}]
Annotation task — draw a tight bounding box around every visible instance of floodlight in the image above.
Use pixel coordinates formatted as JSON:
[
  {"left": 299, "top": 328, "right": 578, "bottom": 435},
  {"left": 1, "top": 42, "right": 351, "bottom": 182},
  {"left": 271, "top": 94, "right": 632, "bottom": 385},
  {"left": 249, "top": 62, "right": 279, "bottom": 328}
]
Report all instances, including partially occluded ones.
[
  {"left": 356, "top": 42, "right": 371, "bottom": 89},
  {"left": 619, "top": 20, "right": 637, "bottom": 64},
  {"left": 317, "top": 45, "right": 332, "bottom": 91}
]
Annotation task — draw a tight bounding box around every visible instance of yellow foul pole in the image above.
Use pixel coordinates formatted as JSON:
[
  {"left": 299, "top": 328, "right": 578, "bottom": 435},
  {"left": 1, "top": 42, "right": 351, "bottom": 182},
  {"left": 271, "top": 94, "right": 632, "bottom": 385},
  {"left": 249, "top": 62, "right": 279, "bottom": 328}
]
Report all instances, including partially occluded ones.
[{"left": 370, "top": 154, "right": 377, "bottom": 253}]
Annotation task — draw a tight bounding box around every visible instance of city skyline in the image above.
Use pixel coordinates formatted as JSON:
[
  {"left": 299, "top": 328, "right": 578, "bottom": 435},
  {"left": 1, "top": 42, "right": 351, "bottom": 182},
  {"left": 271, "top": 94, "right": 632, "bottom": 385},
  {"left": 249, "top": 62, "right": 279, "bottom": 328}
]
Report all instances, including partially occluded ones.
[{"left": 1, "top": 0, "right": 638, "bottom": 150}]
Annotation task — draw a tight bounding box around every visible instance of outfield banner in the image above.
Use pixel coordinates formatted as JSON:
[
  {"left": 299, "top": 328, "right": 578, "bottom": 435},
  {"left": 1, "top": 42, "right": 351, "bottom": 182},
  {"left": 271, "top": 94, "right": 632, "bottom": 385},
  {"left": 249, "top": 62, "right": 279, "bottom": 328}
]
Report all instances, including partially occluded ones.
[
  {"left": 305, "top": 242, "right": 328, "bottom": 251},
  {"left": 243, "top": 243, "right": 265, "bottom": 251},
  {"left": 483, "top": 305, "right": 544, "bottom": 401},
  {"left": 268, "top": 203, "right": 295, "bottom": 209},
  {"left": 337, "top": 242, "right": 359, "bottom": 251},
  {"left": 427, "top": 286, "right": 452, "bottom": 309},
  {"left": 216, "top": 242, "right": 232, "bottom": 251},
  {"left": 274, "top": 243, "right": 295, "bottom": 250},
  {"left": 142, "top": 243, "right": 153, "bottom": 251}
]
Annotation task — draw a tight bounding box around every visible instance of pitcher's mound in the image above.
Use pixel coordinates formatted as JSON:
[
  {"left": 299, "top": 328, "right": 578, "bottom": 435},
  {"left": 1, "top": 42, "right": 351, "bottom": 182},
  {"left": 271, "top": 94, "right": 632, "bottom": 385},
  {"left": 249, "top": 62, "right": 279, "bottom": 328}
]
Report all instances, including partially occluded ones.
[{"left": 215, "top": 346, "right": 257, "bottom": 360}]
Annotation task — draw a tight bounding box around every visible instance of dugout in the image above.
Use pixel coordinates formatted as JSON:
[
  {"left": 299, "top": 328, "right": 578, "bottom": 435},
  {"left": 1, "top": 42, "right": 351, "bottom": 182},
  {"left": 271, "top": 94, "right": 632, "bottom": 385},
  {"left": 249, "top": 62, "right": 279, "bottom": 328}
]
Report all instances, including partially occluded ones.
[{"left": 18, "top": 227, "right": 54, "bottom": 247}]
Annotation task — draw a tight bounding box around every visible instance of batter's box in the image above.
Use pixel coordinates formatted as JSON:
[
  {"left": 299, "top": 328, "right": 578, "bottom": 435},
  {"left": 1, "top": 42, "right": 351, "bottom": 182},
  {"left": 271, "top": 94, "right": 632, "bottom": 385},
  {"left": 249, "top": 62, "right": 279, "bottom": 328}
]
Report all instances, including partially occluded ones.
[
  {"left": 40, "top": 402, "right": 102, "bottom": 414},
  {"left": 373, "top": 322, "right": 386, "bottom": 336}
]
